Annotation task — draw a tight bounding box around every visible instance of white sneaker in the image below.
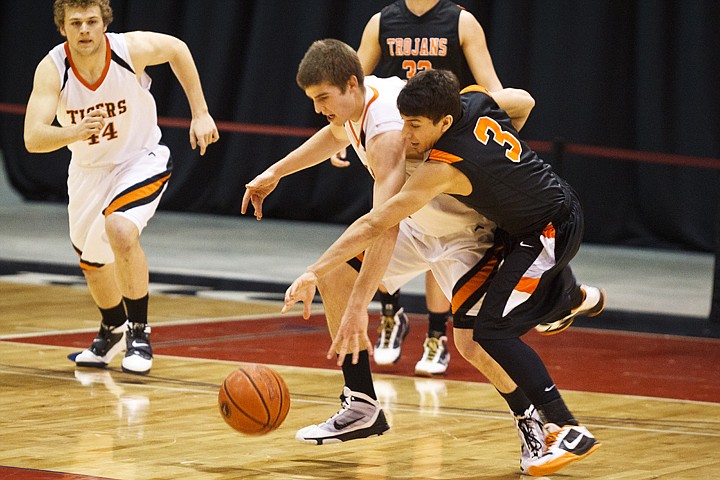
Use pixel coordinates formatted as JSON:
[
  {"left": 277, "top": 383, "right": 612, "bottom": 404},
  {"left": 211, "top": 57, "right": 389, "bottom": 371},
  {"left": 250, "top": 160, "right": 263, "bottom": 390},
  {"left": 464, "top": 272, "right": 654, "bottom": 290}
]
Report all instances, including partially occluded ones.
[
  {"left": 74, "top": 321, "right": 128, "bottom": 368},
  {"left": 514, "top": 406, "right": 546, "bottom": 474},
  {"left": 527, "top": 423, "right": 601, "bottom": 476},
  {"left": 535, "top": 285, "right": 606, "bottom": 335},
  {"left": 121, "top": 323, "right": 153, "bottom": 375},
  {"left": 373, "top": 308, "right": 410, "bottom": 365},
  {"left": 414, "top": 335, "right": 450, "bottom": 376},
  {"left": 295, "top": 386, "right": 390, "bottom": 445}
]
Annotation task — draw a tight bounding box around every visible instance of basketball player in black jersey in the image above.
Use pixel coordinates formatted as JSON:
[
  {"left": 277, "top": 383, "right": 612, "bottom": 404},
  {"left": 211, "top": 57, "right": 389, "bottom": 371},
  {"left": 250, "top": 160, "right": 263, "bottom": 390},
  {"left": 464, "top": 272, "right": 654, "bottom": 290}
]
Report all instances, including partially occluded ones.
[
  {"left": 353, "top": 0, "right": 504, "bottom": 378},
  {"left": 285, "top": 70, "right": 605, "bottom": 476}
]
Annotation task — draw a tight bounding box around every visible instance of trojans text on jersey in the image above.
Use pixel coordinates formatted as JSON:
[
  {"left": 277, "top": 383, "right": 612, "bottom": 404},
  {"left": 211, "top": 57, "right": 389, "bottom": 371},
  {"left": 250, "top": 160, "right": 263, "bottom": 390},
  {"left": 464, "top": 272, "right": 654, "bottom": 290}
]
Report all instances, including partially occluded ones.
[{"left": 386, "top": 37, "right": 448, "bottom": 57}]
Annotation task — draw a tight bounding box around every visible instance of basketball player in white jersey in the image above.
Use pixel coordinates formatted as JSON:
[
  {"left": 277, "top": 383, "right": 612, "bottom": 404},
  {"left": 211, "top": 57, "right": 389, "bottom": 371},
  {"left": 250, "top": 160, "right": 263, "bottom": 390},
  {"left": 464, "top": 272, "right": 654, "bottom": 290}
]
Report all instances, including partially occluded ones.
[
  {"left": 242, "top": 40, "right": 545, "bottom": 470},
  {"left": 24, "top": 0, "right": 219, "bottom": 375}
]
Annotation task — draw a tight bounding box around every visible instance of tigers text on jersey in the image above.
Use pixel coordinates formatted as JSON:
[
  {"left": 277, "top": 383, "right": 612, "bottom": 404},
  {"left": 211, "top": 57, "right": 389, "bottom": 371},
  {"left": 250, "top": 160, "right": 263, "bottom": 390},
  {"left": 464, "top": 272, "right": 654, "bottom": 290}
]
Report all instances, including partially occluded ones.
[
  {"left": 377, "top": 0, "right": 474, "bottom": 88},
  {"left": 49, "top": 33, "right": 162, "bottom": 168},
  {"left": 429, "top": 88, "right": 566, "bottom": 236}
]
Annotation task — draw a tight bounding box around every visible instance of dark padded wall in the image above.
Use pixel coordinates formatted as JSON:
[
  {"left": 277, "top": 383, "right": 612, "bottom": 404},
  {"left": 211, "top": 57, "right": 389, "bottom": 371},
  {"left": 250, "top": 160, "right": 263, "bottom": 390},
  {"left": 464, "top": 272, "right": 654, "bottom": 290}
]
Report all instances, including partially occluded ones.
[{"left": 1, "top": 0, "right": 718, "bottom": 251}]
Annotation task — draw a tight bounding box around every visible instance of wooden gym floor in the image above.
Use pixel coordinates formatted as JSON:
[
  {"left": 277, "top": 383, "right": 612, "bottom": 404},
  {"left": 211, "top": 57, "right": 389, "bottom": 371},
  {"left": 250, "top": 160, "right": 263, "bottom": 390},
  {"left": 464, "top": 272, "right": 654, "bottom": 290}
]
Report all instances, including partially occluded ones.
[{"left": 1, "top": 164, "right": 719, "bottom": 479}]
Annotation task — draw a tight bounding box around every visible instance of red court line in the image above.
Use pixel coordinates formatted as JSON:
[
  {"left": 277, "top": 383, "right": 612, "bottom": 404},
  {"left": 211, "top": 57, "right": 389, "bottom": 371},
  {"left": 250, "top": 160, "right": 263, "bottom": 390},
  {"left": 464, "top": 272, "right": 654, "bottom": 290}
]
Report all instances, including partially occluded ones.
[
  {"left": 10, "top": 314, "right": 720, "bottom": 403},
  {"left": 0, "top": 466, "right": 113, "bottom": 479}
]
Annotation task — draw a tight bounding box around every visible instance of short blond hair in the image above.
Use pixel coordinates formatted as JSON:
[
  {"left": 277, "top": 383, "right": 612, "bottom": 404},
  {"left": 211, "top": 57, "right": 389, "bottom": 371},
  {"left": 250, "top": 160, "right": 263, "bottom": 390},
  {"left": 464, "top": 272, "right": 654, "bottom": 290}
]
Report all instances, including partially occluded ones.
[{"left": 53, "top": 0, "right": 113, "bottom": 32}]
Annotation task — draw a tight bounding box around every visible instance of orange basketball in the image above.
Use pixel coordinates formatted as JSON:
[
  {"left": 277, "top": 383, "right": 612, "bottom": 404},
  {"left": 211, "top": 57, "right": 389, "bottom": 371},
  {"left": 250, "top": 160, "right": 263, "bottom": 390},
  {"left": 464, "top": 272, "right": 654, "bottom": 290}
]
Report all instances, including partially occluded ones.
[{"left": 218, "top": 364, "right": 291, "bottom": 435}]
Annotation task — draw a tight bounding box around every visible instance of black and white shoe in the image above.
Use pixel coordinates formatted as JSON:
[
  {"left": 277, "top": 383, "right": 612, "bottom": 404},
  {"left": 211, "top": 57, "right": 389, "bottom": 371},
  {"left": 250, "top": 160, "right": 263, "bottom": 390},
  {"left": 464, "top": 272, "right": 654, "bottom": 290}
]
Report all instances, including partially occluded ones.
[
  {"left": 121, "top": 323, "right": 153, "bottom": 375},
  {"left": 527, "top": 423, "right": 601, "bottom": 476},
  {"left": 74, "top": 321, "right": 128, "bottom": 368},
  {"left": 296, "top": 387, "right": 390, "bottom": 445}
]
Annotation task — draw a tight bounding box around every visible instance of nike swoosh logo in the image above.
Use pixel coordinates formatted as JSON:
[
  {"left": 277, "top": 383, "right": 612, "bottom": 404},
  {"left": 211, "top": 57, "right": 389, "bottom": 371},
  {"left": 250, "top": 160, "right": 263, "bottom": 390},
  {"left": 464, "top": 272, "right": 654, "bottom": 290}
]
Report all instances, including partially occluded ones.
[
  {"left": 333, "top": 417, "right": 363, "bottom": 430},
  {"left": 520, "top": 241, "right": 533, "bottom": 247},
  {"left": 544, "top": 385, "right": 556, "bottom": 392},
  {"left": 562, "top": 433, "right": 584, "bottom": 450}
]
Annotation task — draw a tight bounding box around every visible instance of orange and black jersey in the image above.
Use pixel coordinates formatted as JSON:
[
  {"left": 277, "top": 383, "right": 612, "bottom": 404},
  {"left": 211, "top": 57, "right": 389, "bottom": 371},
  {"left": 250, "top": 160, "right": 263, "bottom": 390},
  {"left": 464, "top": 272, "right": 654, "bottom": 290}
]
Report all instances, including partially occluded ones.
[
  {"left": 377, "top": 0, "right": 475, "bottom": 88},
  {"left": 429, "top": 89, "right": 566, "bottom": 236}
]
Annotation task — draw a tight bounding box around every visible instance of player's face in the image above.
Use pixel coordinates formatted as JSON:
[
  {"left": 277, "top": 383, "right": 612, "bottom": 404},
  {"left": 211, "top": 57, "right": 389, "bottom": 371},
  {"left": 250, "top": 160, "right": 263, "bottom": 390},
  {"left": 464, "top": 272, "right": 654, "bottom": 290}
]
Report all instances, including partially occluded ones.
[
  {"left": 59, "top": 6, "right": 107, "bottom": 57},
  {"left": 401, "top": 115, "right": 448, "bottom": 155},
  {"left": 305, "top": 82, "right": 358, "bottom": 127}
]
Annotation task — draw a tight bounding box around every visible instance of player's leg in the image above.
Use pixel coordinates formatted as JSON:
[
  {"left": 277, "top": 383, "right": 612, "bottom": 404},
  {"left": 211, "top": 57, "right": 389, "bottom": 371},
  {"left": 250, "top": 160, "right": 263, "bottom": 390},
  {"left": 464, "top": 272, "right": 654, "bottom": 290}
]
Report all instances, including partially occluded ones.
[
  {"left": 414, "top": 271, "right": 452, "bottom": 376},
  {"left": 295, "top": 260, "right": 389, "bottom": 445},
  {"left": 477, "top": 334, "right": 600, "bottom": 477},
  {"left": 104, "top": 146, "right": 172, "bottom": 375},
  {"left": 69, "top": 166, "right": 129, "bottom": 369}
]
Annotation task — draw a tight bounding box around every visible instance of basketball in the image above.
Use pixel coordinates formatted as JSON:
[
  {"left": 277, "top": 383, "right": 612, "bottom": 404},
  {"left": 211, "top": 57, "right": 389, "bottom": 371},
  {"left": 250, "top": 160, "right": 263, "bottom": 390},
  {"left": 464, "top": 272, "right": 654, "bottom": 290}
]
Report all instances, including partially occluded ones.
[{"left": 218, "top": 364, "right": 291, "bottom": 435}]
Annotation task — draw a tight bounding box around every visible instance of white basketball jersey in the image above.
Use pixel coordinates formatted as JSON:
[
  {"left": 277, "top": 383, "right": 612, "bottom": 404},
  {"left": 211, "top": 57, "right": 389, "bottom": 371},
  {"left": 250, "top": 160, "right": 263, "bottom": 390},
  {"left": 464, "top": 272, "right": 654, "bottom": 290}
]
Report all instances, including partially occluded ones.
[
  {"left": 49, "top": 33, "right": 162, "bottom": 168},
  {"left": 344, "top": 75, "right": 493, "bottom": 237}
]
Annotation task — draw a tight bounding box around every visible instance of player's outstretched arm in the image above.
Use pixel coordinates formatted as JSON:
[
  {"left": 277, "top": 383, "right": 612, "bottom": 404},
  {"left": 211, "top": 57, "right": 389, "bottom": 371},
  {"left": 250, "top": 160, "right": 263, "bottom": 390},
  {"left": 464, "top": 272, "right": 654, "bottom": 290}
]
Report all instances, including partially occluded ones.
[
  {"left": 126, "top": 31, "right": 219, "bottom": 155},
  {"left": 241, "top": 124, "right": 350, "bottom": 219}
]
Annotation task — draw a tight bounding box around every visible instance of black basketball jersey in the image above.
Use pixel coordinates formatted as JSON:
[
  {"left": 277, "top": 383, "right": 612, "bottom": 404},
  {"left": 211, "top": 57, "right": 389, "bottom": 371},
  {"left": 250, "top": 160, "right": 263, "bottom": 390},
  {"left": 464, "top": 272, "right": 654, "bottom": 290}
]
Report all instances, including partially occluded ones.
[
  {"left": 376, "top": 0, "right": 475, "bottom": 88},
  {"left": 429, "top": 87, "right": 567, "bottom": 235}
]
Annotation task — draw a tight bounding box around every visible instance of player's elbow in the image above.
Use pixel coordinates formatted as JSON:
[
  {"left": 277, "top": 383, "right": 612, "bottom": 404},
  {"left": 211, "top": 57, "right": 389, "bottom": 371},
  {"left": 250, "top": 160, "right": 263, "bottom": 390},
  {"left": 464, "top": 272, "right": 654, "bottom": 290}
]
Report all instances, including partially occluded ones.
[{"left": 24, "top": 132, "right": 44, "bottom": 153}]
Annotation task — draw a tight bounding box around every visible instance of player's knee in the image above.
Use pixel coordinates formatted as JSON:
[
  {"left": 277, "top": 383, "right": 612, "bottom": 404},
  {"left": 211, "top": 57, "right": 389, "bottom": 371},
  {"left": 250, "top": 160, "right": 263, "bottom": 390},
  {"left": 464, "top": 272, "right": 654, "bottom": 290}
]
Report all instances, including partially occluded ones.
[{"left": 105, "top": 215, "right": 140, "bottom": 253}]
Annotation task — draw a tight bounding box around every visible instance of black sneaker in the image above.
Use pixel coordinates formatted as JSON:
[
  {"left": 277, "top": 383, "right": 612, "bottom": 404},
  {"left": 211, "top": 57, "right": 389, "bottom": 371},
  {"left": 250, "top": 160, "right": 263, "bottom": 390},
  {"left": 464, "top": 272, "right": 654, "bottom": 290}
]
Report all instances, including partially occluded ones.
[
  {"left": 74, "top": 321, "right": 128, "bottom": 368},
  {"left": 121, "top": 323, "right": 152, "bottom": 375}
]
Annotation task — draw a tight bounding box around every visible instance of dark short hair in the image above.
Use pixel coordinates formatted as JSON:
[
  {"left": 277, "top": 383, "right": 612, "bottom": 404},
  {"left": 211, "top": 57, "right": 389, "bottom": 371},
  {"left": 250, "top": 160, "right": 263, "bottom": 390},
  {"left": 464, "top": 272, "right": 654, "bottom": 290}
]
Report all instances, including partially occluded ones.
[
  {"left": 296, "top": 39, "right": 364, "bottom": 92},
  {"left": 397, "top": 69, "right": 462, "bottom": 123},
  {"left": 54, "top": 0, "right": 113, "bottom": 32}
]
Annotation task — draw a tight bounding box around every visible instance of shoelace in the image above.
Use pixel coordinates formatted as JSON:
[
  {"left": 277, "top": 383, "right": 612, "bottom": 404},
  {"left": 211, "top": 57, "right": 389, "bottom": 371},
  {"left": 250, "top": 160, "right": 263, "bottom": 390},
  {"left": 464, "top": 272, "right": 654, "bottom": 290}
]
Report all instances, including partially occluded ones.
[
  {"left": 424, "top": 337, "right": 439, "bottom": 359},
  {"left": 377, "top": 315, "right": 395, "bottom": 346},
  {"left": 517, "top": 416, "right": 545, "bottom": 454}
]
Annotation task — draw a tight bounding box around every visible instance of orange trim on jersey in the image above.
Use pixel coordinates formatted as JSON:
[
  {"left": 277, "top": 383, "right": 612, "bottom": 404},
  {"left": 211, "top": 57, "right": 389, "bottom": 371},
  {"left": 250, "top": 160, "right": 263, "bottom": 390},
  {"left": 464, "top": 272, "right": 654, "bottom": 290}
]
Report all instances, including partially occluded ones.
[
  {"left": 428, "top": 149, "right": 463, "bottom": 164},
  {"left": 64, "top": 34, "right": 112, "bottom": 91},
  {"left": 460, "top": 84, "right": 490, "bottom": 95},
  {"left": 542, "top": 223, "right": 556, "bottom": 239},
  {"left": 348, "top": 86, "right": 380, "bottom": 148},
  {"left": 514, "top": 276, "right": 540, "bottom": 295},
  {"left": 104, "top": 173, "right": 171, "bottom": 217},
  {"left": 451, "top": 256, "right": 499, "bottom": 314},
  {"left": 79, "top": 259, "right": 104, "bottom": 271},
  {"left": 356, "top": 252, "right": 364, "bottom": 262}
]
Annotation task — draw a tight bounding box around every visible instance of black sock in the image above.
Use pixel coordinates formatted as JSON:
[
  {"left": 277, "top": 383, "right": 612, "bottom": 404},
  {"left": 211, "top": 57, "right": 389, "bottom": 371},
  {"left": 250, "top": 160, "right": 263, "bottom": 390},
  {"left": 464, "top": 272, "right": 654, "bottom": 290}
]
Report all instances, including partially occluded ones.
[
  {"left": 123, "top": 294, "right": 149, "bottom": 325},
  {"left": 341, "top": 350, "right": 377, "bottom": 400},
  {"left": 538, "top": 397, "right": 578, "bottom": 426},
  {"left": 99, "top": 301, "right": 126, "bottom": 328},
  {"left": 379, "top": 290, "right": 400, "bottom": 317},
  {"left": 428, "top": 310, "right": 450, "bottom": 336},
  {"left": 498, "top": 387, "right": 532, "bottom": 416}
]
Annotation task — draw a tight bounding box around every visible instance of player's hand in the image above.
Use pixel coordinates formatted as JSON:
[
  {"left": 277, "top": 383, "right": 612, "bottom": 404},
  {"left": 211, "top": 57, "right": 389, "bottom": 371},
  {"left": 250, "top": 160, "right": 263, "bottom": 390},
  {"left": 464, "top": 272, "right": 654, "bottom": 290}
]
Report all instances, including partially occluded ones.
[
  {"left": 328, "top": 309, "right": 372, "bottom": 365},
  {"left": 329, "top": 147, "right": 350, "bottom": 168},
  {"left": 190, "top": 113, "right": 219, "bottom": 156},
  {"left": 241, "top": 170, "right": 280, "bottom": 220},
  {"left": 77, "top": 108, "right": 107, "bottom": 141},
  {"left": 282, "top": 271, "right": 318, "bottom": 319}
]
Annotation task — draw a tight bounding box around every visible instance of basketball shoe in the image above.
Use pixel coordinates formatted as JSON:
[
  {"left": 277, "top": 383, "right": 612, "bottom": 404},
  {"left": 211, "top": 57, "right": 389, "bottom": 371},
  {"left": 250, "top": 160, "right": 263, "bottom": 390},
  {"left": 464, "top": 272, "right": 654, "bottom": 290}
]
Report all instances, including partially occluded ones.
[
  {"left": 414, "top": 334, "right": 450, "bottom": 376},
  {"left": 514, "top": 406, "right": 546, "bottom": 474},
  {"left": 295, "top": 386, "right": 390, "bottom": 445},
  {"left": 526, "top": 423, "right": 601, "bottom": 476},
  {"left": 74, "top": 321, "right": 128, "bottom": 368},
  {"left": 373, "top": 307, "right": 410, "bottom": 365},
  {"left": 535, "top": 285, "right": 606, "bottom": 335},
  {"left": 121, "top": 322, "right": 153, "bottom": 375}
]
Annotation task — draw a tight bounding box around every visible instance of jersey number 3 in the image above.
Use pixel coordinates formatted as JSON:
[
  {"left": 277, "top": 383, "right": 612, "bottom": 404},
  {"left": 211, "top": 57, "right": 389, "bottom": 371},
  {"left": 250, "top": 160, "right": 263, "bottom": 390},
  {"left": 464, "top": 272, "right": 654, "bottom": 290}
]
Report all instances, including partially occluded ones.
[{"left": 473, "top": 117, "right": 522, "bottom": 162}]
